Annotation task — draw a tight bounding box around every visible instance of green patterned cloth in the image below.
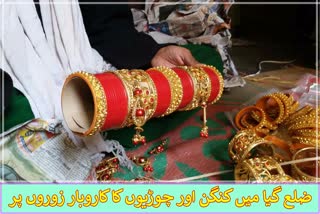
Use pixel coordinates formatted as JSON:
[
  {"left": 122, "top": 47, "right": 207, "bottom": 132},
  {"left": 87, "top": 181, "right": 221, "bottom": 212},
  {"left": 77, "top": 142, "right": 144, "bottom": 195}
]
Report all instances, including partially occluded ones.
[{"left": 110, "top": 81, "right": 270, "bottom": 181}]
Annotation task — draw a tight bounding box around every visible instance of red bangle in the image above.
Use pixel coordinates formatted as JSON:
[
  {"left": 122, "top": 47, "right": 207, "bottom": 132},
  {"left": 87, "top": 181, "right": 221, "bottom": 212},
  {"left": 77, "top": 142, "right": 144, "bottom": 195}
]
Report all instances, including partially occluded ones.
[
  {"left": 146, "top": 69, "right": 171, "bottom": 117},
  {"left": 96, "top": 72, "right": 128, "bottom": 130},
  {"left": 172, "top": 67, "right": 194, "bottom": 109},
  {"left": 200, "top": 66, "right": 223, "bottom": 104}
]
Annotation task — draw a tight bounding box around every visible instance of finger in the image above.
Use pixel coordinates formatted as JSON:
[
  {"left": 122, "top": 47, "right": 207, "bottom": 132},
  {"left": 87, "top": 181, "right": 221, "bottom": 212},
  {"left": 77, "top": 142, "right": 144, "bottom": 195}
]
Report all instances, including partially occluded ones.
[
  {"left": 151, "top": 59, "right": 176, "bottom": 68},
  {"left": 182, "top": 53, "right": 200, "bottom": 66}
]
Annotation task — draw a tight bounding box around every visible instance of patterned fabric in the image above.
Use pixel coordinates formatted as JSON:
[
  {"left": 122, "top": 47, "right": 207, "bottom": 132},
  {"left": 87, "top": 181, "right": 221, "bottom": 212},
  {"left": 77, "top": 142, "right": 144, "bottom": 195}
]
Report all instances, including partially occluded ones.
[{"left": 111, "top": 83, "right": 270, "bottom": 181}]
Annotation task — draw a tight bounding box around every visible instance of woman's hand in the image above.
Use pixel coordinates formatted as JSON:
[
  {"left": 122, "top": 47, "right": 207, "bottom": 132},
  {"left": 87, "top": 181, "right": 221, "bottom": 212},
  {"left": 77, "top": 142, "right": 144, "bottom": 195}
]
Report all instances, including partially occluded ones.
[{"left": 151, "top": 45, "right": 200, "bottom": 68}]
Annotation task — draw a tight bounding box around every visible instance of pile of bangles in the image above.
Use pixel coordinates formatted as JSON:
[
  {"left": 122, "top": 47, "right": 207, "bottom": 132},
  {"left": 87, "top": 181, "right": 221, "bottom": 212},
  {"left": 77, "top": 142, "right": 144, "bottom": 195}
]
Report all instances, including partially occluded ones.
[
  {"left": 62, "top": 65, "right": 224, "bottom": 145},
  {"left": 229, "top": 92, "right": 319, "bottom": 182}
]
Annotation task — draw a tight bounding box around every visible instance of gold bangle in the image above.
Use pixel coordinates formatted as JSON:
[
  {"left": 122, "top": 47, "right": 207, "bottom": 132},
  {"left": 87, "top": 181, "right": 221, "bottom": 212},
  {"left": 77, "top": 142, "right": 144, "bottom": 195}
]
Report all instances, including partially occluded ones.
[
  {"left": 287, "top": 101, "right": 299, "bottom": 115},
  {"left": 288, "top": 119, "right": 318, "bottom": 132},
  {"left": 234, "top": 106, "right": 268, "bottom": 132},
  {"left": 235, "top": 156, "right": 296, "bottom": 183},
  {"left": 116, "top": 69, "right": 157, "bottom": 127},
  {"left": 283, "top": 105, "right": 314, "bottom": 127},
  {"left": 291, "top": 147, "right": 319, "bottom": 182},
  {"left": 291, "top": 136, "right": 318, "bottom": 146},
  {"left": 228, "top": 129, "right": 274, "bottom": 163},
  {"left": 115, "top": 69, "right": 157, "bottom": 144},
  {"left": 287, "top": 114, "right": 317, "bottom": 129},
  {"left": 293, "top": 129, "right": 318, "bottom": 138},
  {"left": 179, "top": 66, "right": 211, "bottom": 111},
  {"left": 251, "top": 110, "right": 278, "bottom": 130},
  {"left": 272, "top": 92, "right": 293, "bottom": 120},
  {"left": 200, "top": 65, "right": 224, "bottom": 104},
  {"left": 153, "top": 66, "right": 183, "bottom": 116},
  {"left": 62, "top": 71, "right": 107, "bottom": 136},
  {"left": 240, "top": 113, "right": 256, "bottom": 129}
]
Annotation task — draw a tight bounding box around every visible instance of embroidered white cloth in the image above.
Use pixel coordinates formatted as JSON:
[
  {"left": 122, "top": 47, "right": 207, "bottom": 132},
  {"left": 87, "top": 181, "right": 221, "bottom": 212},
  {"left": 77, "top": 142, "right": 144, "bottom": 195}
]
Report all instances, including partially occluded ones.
[
  {"left": 0, "top": 0, "right": 134, "bottom": 174},
  {"left": 1, "top": 0, "right": 114, "bottom": 120}
]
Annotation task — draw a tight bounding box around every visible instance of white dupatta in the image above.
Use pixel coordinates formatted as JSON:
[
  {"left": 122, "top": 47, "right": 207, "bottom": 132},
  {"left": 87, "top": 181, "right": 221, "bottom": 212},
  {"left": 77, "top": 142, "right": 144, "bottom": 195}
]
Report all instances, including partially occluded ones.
[{"left": 0, "top": 0, "right": 133, "bottom": 179}]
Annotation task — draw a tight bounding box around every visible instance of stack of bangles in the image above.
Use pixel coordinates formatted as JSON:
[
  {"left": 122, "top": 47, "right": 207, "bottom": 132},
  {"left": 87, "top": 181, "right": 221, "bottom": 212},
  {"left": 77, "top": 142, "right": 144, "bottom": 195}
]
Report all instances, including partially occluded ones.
[
  {"left": 230, "top": 92, "right": 319, "bottom": 182},
  {"left": 61, "top": 65, "right": 224, "bottom": 144}
]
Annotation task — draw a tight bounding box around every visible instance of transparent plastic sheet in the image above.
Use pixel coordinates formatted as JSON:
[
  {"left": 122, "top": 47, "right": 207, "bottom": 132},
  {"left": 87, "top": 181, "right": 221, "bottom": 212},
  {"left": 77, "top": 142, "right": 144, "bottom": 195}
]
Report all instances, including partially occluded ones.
[{"left": 286, "top": 73, "right": 319, "bottom": 108}]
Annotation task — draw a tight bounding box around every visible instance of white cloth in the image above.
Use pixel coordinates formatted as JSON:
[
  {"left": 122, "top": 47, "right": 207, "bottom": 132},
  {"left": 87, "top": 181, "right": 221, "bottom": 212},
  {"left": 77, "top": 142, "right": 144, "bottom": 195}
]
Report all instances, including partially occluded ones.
[
  {"left": 0, "top": 0, "right": 114, "bottom": 120},
  {"left": 0, "top": 0, "right": 135, "bottom": 172}
]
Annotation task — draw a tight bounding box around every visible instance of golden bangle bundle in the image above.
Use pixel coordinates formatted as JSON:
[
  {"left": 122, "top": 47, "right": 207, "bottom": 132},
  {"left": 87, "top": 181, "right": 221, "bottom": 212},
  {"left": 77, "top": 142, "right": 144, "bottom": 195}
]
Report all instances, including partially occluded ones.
[
  {"left": 282, "top": 105, "right": 314, "bottom": 126},
  {"left": 230, "top": 91, "right": 319, "bottom": 183},
  {"left": 61, "top": 65, "right": 224, "bottom": 144},
  {"left": 234, "top": 92, "right": 300, "bottom": 134},
  {"left": 285, "top": 105, "right": 319, "bottom": 149}
]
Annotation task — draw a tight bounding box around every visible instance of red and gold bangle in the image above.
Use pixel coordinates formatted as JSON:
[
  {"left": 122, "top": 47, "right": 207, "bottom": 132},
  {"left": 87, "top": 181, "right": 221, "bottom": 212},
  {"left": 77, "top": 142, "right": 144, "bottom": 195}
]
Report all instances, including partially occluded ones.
[
  {"left": 235, "top": 106, "right": 268, "bottom": 131},
  {"left": 250, "top": 110, "right": 278, "bottom": 130},
  {"left": 256, "top": 94, "right": 285, "bottom": 124},
  {"left": 200, "top": 65, "right": 224, "bottom": 104},
  {"left": 151, "top": 66, "right": 183, "bottom": 116},
  {"left": 179, "top": 66, "right": 211, "bottom": 111},
  {"left": 61, "top": 71, "right": 107, "bottom": 136},
  {"left": 146, "top": 68, "right": 171, "bottom": 117},
  {"left": 172, "top": 67, "right": 194, "bottom": 109},
  {"left": 95, "top": 72, "right": 128, "bottom": 130},
  {"left": 112, "top": 70, "right": 134, "bottom": 128},
  {"left": 240, "top": 113, "right": 256, "bottom": 129},
  {"left": 116, "top": 69, "right": 157, "bottom": 127},
  {"left": 256, "top": 94, "right": 285, "bottom": 125}
]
